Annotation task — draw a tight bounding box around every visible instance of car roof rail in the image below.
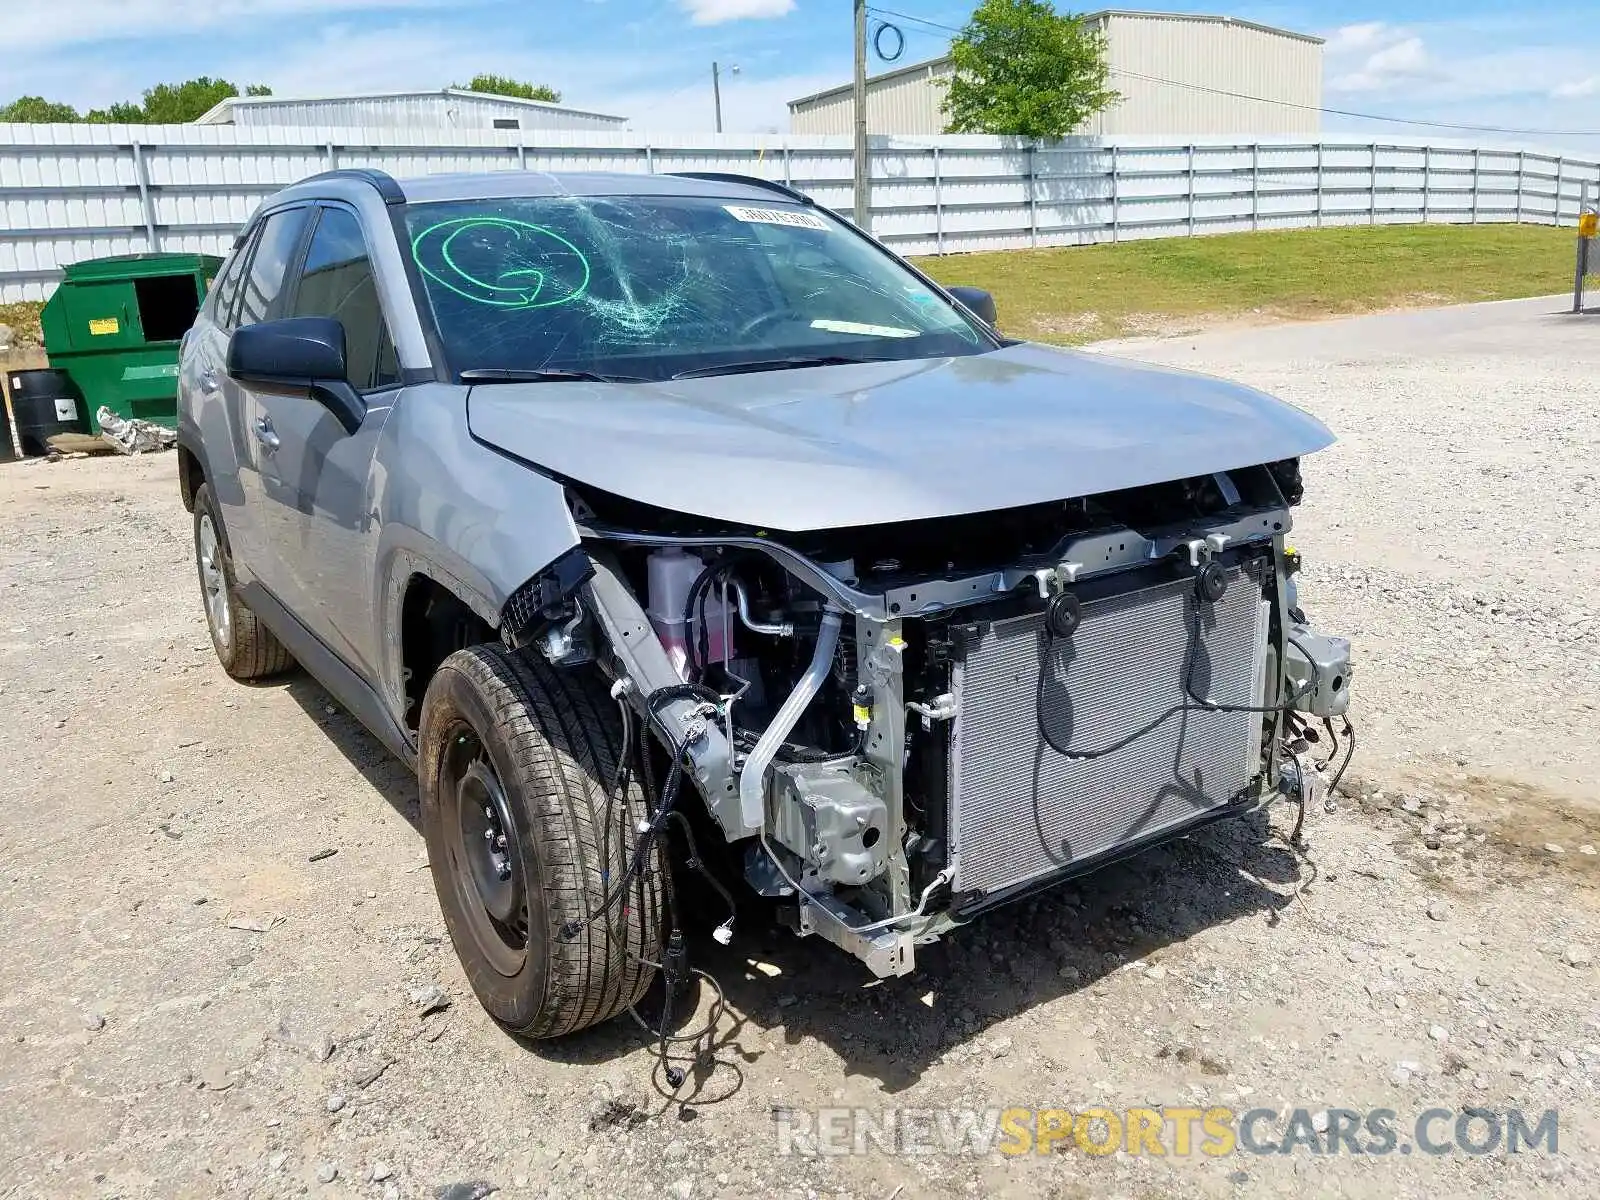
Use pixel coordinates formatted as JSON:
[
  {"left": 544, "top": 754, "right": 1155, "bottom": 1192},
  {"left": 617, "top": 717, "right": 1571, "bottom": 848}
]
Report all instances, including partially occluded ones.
[
  {"left": 669, "top": 171, "right": 815, "bottom": 206},
  {"left": 300, "top": 167, "right": 406, "bottom": 206}
]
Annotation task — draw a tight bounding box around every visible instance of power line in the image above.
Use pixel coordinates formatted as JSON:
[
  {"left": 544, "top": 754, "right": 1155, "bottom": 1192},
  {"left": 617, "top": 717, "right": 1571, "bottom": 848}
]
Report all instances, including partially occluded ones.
[
  {"left": 868, "top": 5, "right": 961, "bottom": 36},
  {"left": 864, "top": 5, "right": 1600, "bottom": 138}
]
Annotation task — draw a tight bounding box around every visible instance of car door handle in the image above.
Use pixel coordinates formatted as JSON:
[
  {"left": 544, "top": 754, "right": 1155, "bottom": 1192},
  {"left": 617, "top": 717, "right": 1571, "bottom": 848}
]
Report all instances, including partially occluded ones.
[
  {"left": 252, "top": 416, "right": 280, "bottom": 453},
  {"left": 199, "top": 368, "right": 219, "bottom": 394}
]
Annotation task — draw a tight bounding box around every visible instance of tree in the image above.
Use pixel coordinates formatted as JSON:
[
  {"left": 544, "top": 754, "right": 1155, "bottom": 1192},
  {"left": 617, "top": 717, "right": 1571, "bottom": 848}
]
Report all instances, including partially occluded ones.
[
  {"left": 138, "top": 77, "right": 272, "bottom": 122},
  {"left": 83, "top": 102, "right": 147, "bottom": 123},
  {"left": 454, "top": 74, "right": 562, "bottom": 104},
  {"left": 942, "top": 0, "right": 1118, "bottom": 141},
  {"left": 5, "top": 78, "right": 271, "bottom": 124},
  {"left": 81, "top": 79, "right": 272, "bottom": 123},
  {"left": 0, "top": 96, "right": 80, "bottom": 122}
]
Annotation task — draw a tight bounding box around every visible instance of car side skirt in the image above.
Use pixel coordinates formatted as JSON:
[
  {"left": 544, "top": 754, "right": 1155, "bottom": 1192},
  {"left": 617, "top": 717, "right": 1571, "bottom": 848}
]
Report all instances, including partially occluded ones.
[{"left": 241, "top": 580, "right": 418, "bottom": 771}]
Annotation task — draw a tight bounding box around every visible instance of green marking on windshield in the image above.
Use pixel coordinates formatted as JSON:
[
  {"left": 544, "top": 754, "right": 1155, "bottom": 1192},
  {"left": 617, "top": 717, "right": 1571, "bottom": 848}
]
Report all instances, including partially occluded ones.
[{"left": 411, "top": 217, "right": 592, "bottom": 309}]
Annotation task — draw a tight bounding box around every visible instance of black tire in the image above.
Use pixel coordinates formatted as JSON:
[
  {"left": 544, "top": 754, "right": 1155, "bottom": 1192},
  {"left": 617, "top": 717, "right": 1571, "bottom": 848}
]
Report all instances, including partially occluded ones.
[
  {"left": 192, "top": 483, "right": 294, "bottom": 681},
  {"left": 419, "top": 646, "right": 665, "bottom": 1039}
]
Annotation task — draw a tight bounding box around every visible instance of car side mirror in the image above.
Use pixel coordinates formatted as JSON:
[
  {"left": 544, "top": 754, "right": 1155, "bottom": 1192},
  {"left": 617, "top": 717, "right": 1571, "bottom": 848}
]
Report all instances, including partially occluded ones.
[
  {"left": 227, "top": 317, "right": 366, "bottom": 435},
  {"left": 946, "top": 286, "right": 998, "bottom": 328}
]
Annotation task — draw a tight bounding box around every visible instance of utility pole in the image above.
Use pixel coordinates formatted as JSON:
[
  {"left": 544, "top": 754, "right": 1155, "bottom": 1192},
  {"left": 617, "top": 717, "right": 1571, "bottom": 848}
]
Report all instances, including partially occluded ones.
[
  {"left": 713, "top": 61, "right": 724, "bottom": 134},
  {"left": 852, "top": 0, "right": 870, "bottom": 229}
]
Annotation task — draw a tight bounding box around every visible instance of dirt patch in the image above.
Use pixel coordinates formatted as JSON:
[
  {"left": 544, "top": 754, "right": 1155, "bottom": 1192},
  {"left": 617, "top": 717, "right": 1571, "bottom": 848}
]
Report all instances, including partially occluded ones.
[{"left": 1447, "top": 774, "right": 1600, "bottom": 881}]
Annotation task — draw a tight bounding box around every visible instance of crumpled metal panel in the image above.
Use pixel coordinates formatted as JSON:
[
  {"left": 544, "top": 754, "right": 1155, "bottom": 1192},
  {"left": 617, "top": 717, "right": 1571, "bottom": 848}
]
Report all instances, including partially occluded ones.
[{"left": 949, "top": 568, "right": 1265, "bottom": 896}]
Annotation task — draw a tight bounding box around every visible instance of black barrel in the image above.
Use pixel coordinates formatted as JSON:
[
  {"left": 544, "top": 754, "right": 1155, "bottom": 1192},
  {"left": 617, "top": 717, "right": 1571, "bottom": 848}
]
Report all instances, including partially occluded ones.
[{"left": 6, "top": 369, "right": 87, "bottom": 457}]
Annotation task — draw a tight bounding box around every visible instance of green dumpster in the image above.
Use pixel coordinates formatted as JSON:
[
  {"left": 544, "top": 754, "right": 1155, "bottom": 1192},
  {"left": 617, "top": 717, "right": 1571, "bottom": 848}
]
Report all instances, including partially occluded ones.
[{"left": 41, "top": 252, "right": 222, "bottom": 431}]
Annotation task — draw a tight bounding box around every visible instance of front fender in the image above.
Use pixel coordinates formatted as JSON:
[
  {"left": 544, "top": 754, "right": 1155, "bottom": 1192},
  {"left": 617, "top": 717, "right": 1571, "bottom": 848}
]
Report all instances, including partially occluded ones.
[{"left": 371, "top": 383, "right": 580, "bottom": 717}]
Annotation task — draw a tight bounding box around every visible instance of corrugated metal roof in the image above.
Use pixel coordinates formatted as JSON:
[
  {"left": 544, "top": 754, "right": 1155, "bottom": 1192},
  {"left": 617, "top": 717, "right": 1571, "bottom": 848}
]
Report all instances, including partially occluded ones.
[
  {"left": 1092, "top": 11, "right": 1324, "bottom": 45},
  {"left": 196, "top": 88, "right": 627, "bottom": 127}
]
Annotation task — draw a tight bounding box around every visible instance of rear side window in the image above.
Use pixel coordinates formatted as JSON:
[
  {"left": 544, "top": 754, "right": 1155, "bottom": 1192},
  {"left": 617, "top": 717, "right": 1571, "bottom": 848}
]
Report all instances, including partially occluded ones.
[
  {"left": 237, "top": 207, "right": 309, "bottom": 327},
  {"left": 288, "top": 207, "right": 400, "bottom": 391},
  {"left": 209, "top": 227, "right": 257, "bottom": 329}
]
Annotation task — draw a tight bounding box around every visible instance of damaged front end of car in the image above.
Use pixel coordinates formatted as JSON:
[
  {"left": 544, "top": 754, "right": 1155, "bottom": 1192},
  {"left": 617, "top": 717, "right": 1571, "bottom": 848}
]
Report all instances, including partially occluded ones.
[{"left": 504, "top": 458, "right": 1352, "bottom": 979}]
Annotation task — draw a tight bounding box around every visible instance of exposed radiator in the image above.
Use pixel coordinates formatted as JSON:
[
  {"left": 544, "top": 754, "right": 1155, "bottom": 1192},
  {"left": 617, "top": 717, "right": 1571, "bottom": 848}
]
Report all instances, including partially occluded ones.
[{"left": 948, "top": 566, "right": 1270, "bottom": 897}]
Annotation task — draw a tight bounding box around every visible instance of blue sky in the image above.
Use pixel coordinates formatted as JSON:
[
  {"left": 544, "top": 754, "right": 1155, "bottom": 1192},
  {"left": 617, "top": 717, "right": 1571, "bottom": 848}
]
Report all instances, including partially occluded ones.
[{"left": 10, "top": 1, "right": 1600, "bottom": 150}]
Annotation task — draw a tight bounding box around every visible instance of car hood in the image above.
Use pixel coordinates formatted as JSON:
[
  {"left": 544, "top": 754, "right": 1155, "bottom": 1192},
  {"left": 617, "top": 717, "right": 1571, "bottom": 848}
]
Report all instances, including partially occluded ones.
[{"left": 465, "top": 342, "right": 1334, "bottom": 531}]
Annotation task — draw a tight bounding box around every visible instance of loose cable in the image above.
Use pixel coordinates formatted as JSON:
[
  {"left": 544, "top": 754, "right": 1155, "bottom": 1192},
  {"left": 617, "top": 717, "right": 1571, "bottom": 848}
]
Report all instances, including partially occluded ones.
[{"left": 1034, "top": 571, "right": 1319, "bottom": 761}]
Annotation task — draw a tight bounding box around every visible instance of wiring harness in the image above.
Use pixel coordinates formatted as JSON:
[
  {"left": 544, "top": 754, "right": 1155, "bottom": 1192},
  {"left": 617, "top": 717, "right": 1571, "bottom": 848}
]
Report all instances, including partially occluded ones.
[{"left": 558, "top": 679, "right": 737, "bottom": 1092}]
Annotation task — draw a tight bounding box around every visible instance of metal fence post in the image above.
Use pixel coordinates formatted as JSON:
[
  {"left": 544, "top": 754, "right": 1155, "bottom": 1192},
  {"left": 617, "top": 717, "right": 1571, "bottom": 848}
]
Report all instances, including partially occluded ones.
[
  {"left": 782, "top": 145, "right": 793, "bottom": 187},
  {"left": 1422, "top": 146, "right": 1431, "bottom": 223},
  {"left": 1314, "top": 142, "right": 1324, "bottom": 227},
  {"left": 1471, "top": 147, "right": 1480, "bottom": 223},
  {"left": 1251, "top": 143, "right": 1260, "bottom": 232},
  {"left": 1187, "top": 144, "right": 1196, "bottom": 235},
  {"left": 1556, "top": 158, "right": 1566, "bottom": 222},
  {"left": 932, "top": 146, "right": 944, "bottom": 254},
  {"left": 130, "top": 142, "right": 159, "bottom": 253},
  {"left": 516, "top": 139, "right": 527, "bottom": 170},
  {"left": 1515, "top": 150, "right": 1524, "bottom": 223},
  {"left": 1369, "top": 143, "right": 1378, "bottom": 225},
  {"left": 1109, "top": 144, "right": 1119, "bottom": 243},
  {"left": 325, "top": 141, "right": 336, "bottom": 171},
  {"left": 1574, "top": 181, "right": 1590, "bottom": 312},
  {"left": 645, "top": 144, "right": 655, "bottom": 174},
  {"left": 1027, "top": 142, "right": 1039, "bottom": 249}
]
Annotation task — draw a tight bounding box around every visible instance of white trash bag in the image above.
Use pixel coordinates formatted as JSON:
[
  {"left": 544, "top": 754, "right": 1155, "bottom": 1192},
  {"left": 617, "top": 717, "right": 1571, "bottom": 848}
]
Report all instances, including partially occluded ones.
[{"left": 97, "top": 406, "right": 177, "bottom": 455}]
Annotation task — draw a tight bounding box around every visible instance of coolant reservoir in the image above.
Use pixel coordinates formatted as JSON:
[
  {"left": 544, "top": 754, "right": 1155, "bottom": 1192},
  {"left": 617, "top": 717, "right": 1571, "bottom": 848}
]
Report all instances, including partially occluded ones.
[{"left": 647, "top": 548, "right": 731, "bottom": 679}]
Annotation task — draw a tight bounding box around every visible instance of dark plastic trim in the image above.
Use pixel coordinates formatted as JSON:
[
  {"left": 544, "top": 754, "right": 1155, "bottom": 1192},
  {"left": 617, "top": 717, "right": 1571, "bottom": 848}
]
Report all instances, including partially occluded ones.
[
  {"left": 669, "top": 171, "right": 815, "bottom": 206},
  {"left": 501, "top": 547, "right": 595, "bottom": 648},
  {"left": 301, "top": 168, "right": 407, "bottom": 206}
]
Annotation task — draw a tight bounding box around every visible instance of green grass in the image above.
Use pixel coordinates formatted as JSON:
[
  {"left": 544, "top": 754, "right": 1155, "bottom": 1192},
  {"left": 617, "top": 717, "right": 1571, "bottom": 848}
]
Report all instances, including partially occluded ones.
[{"left": 914, "top": 223, "right": 1579, "bottom": 344}]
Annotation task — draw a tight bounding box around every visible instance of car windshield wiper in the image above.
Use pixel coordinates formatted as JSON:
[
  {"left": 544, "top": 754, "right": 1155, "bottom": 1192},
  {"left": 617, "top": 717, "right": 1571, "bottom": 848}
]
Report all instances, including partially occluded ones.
[
  {"left": 671, "top": 355, "right": 893, "bottom": 381},
  {"left": 459, "top": 367, "right": 649, "bottom": 384}
]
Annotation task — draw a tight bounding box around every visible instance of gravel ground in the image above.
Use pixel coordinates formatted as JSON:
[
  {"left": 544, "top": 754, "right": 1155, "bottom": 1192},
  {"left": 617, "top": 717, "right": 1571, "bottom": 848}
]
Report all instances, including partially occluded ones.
[
  {"left": 1097, "top": 295, "right": 1600, "bottom": 805},
  {"left": 1, "top": 297, "right": 1597, "bottom": 1200}
]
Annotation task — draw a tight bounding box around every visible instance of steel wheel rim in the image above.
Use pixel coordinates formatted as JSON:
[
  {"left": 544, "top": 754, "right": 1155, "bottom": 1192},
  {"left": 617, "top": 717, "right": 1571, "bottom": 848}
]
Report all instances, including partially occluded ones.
[
  {"left": 197, "top": 514, "right": 232, "bottom": 652},
  {"left": 443, "top": 724, "right": 529, "bottom": 977}
]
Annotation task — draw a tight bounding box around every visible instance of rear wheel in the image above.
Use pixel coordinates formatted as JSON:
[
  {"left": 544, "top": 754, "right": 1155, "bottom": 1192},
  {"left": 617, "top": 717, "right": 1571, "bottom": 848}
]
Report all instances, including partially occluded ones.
[
  {"left": 419, "top": 645, "right": 664, "bottom": 1038},
  {"left": 192, "top": 483, "right": 294, "bottom": 680}
]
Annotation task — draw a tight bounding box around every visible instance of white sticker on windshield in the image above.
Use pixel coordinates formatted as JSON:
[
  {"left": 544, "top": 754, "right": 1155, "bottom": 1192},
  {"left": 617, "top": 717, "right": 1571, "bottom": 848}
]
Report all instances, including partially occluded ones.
[
  {"left": 724, "top": 205, "right": 829, "bottom": 231},
  {"left": 810, "top": 319, "right": 919, "bottom": 338}
]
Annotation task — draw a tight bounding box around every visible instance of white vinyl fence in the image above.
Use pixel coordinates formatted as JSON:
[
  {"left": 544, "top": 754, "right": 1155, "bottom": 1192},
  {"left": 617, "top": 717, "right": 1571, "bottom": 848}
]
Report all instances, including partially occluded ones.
[{"left": 3, "top": 123, "right": 1598, "bottom": 302}]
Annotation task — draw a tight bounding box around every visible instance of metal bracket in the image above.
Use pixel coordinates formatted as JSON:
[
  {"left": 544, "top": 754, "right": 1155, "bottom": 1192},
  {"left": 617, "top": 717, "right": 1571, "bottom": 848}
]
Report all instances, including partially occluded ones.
[
  {"left": 1182, "top": 533, "right": 1232, "bottom": 566},
  {"left": 797, "top": 888, "right": 916, "bottom": 979},
  {"left": 906, "top": 692, "right": 957, "bottom": 724},
  {"left": 1032, "top": 560, "right": 1083, "bottom": 599}
]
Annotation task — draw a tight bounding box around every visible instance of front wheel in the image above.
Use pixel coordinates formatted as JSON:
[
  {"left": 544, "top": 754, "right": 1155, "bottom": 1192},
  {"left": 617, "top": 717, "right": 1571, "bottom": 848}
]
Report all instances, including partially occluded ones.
[{"left": 419, "top": 646, "right": 665, "bottom": 1038}]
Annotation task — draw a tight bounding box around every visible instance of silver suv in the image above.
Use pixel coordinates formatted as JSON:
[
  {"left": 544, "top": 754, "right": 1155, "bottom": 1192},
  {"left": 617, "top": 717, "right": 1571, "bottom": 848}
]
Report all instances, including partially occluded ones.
[{"left": 177, "top": 168, "right": 1352, "bottom": 1053}]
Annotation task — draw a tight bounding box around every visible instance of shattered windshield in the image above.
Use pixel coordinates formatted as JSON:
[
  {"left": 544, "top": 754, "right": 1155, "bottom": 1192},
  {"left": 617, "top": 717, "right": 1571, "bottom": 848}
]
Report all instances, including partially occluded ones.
[{"left": 404, "top": 194, "right": 993, "bottom": 382}]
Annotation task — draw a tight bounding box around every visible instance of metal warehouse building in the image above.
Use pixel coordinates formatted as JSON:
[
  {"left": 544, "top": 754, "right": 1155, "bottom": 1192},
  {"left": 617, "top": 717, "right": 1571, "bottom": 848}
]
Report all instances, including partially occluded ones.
[
  {"left": 789, "top": 10, "right": 1323, "bottom": 138},
  {"left": 195, "top": 88, "right": 629, "bottom": 132}
]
